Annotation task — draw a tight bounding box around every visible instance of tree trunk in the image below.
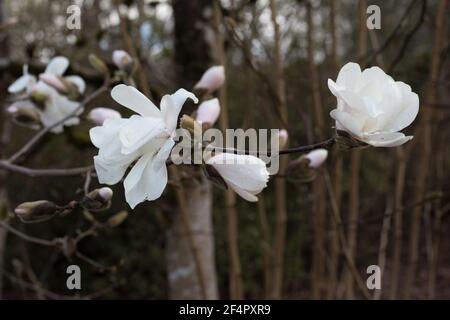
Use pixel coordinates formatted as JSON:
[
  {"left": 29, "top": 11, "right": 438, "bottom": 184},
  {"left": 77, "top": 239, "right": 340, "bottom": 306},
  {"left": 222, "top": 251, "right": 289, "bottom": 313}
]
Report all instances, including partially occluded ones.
[{"left": 166, "top": 0, "right": 218, "bottom": 300}]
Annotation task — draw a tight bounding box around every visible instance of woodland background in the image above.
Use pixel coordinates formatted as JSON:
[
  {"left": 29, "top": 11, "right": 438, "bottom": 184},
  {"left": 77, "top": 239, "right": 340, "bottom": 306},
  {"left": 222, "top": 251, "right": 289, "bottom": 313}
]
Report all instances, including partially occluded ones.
[{"left": 0, "top": 0, "right": 449, "bottom": 299}]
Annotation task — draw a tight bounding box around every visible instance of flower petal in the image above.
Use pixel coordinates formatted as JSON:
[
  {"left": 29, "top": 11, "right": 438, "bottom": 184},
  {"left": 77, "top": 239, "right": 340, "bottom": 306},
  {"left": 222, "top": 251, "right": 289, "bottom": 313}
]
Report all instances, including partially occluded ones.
[
  {"left": 363, "top": 132, "right": 413, "bottom": 147},
  {"left": 160, "top": 88, "right": 198, "bottom": 133},
  {"left": 45, "top": 56, "right": 69, "bottom": 75},
  {"left": 111, "top": 84, "right": 161, "bottom": 118},
  {"left": 65, "top": 75, "right": 86, "bottom": 94},
  {"left": 94, "top": 155, "right": 129, "bottom": 185},
  {"left": 330, "top": 109, "right": 364, "bottom": 137},
  {"left": 206, "top": 153, "right": 269, "bottom": 201},
  {"left": 336, "top": 62, "right": 361, "bottom": 90},
  {"left": 124, "top": 139, "right": 174, "bottom": 209},
  {"left": 118, "top": 115, "right": 167, "bottom": 155},
  {"left": 8, "top": 74, "right": 36, "bottom": 93},
  {"left": 383, "top": 82, "right": 419, "bottom": 132}
]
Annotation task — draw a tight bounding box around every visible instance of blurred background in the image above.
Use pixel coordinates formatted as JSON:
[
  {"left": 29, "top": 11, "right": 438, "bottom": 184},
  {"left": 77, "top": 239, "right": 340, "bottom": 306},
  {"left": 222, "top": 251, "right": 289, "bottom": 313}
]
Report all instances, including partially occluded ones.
[{"left": 0, "top": 0, "right": 449, "bottom": 299}]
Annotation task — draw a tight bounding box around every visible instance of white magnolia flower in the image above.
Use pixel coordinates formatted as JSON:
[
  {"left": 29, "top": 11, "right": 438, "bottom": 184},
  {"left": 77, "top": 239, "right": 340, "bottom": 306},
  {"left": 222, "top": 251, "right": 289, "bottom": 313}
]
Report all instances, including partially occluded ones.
[
  {"left": 90, "top": 84, "right": 198, "bottom": 209},
  {"left": 88, "top": 107, "right": 121, "bottom": 125},
  {"left": 7, "top": 57, "right": 85, "bottom": 133},
  {"left": 112, "top": 50, "right": 133, "bottom": 69},
  {"left": 304, "top": 149, "right": 328, "bottom": 168},
  {"left": 194, "top": 66, "right": 225, "bottom": 92},
  {"left": 30, "top": 81, "right": 82, "bottom": 133},
  {"left": 206, "top": 153, "right": 269, "bottom": 202},
  {"left": 38, "top": 56, "right": 86, "bottom": 95},
  {"left": 195, "top": 98, "right": 221, "bottom": 125},
  {"left": 328, "top": 62, "right": 419, "bottom": 147}
]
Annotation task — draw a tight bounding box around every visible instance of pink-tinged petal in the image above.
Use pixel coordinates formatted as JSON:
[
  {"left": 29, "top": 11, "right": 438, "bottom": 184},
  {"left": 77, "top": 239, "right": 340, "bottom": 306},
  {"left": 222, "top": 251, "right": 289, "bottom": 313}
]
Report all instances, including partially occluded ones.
[{"left": 195, "top": 98, "right": 221, "bottom": 125}]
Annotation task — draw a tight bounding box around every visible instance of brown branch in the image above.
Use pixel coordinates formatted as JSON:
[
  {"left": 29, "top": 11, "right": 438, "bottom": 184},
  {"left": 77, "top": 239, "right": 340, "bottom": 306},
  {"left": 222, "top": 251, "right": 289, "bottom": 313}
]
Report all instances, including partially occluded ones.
[{"left": 0, "top": 161, "right": 93, "bottom": 177}]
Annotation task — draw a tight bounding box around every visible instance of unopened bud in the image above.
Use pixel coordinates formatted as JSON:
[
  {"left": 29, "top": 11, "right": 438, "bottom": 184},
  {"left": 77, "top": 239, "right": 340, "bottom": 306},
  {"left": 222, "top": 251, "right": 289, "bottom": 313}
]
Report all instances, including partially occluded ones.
[
  {"left": 88, "top": 107, "right": 121, "bottom": 126},
  {"left": 8, "top": 101, "right": 41, "bottom": 129},
  {"left": 14, "top": 200, "right": 59, "bottom": 223},
  {"left": 194, "top": 66, "right": 225, "bottom": 92},
  {"left": 278, "top": 129, "right": 288, "bottom": 149},
  {"left": 80, "top": 187, "right": 113, "bottom": 211},
  {"left": 303, "top": 149, "right": 328, "bottom": 168},
  {"left": 106, "top": 210, "right": 129, "bottom": 228},
  {"left": 180, "top": 114, "right": 201, "bottom": 135},
  {"left": 89, "top": 54, "right": 109, "bottom": 75},
  {"left": 195, "top": 98, "right": 221, "bottom": 126},
  {"left": 112, "top": 50, "right": 133, "bottom": 71},
  {"left": 29, "top": 90, "right": 48, "bottom": 109}
]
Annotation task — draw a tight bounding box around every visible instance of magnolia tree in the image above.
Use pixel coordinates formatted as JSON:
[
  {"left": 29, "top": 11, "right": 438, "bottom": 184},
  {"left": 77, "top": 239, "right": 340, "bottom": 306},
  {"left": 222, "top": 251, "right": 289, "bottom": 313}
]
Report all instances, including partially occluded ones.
[{"left": 0, "top": 50, "right": 419, "bottom": 297}]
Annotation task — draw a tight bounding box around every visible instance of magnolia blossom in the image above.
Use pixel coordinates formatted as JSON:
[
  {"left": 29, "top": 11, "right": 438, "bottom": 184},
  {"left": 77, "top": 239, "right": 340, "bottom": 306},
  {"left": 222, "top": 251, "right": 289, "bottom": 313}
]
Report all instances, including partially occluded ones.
[
  {"left": 194, "top": 66, "right": 225, "bottom": 92},
  {"left": 7, "top": 57, "right": 85, "bottom": 133},
  {"left": 112, "top": 50, "right": 133, "bottom": 69},
  {"left": 38, "top": 56, "right": 86, "bottom": 95},
  {"left": 304, "top": 149, "right": 328, "bottom": 168},
  {"left": 195, "top": 98, "right": 221, "bottom": 125},
  {"left": 88, "top": 107, "right": 121, "bottom": 125},
  {"left": 328, "top": 62, "right": 419, "bottom": 147},
  {"left": 206, "top": 153, "right": 269, "bottom": 202},
  {"left": 90, "top": 84, "right": 198, "bottom": 209}
]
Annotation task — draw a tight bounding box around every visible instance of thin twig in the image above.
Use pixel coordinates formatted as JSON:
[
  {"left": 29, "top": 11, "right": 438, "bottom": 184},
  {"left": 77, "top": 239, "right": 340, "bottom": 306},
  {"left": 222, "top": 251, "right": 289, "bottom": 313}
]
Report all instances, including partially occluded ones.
[{"left": 0, "top": 161, "right": 93, "bottom": 177}]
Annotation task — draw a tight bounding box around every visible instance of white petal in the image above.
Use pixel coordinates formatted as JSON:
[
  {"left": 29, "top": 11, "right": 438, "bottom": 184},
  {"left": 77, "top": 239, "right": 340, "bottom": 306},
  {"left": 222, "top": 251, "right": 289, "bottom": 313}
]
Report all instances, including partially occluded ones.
[
  {"left": 160, "top": 88, "right": 198, "bottom": 133},
  {"left": 111, "top": 84, "right": 161, "bottom": 118},
  {"left": 336, "top": 62, "right": 361, "bottom": 90},
  {"left": 330, "top": 109, "right": 364, "bottom": 137},
  {"left": 8, "top": 74, "right": 36, "bottom": 93},
  {"left": 226, "top": 181, "right": 259, "bottom": 202},
  {"left": 206, "top": 153, "right": 269, "bottom": 201},
  {"left": 45, "top": 56, "right": 69, "bottom": 75},
  {"left": 94, "top": 155, "right": 129, "bottom": 185},
  {"left": 383, "top": 82, "right": 419, "bottom": 132},
  {"left": 65, "top": 75, "right": 86, "bottom": 94},
  {"left": 363, "top": 132, "right": 413, "bottom": 147},
  {"left": 124, "top": 139, "right": 173, "bottom": 209},
  {"left": 118, "top": 115, "right": 167, "bottom": 154}
]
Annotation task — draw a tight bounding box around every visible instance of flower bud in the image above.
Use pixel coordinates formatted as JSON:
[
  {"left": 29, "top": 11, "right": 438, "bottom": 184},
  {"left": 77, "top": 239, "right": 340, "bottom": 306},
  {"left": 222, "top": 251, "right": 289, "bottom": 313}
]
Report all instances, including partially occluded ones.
[
  {"left": 180, "top": 114, "right": 201, "bottom": 135},
  {"left": 8, "top": 101, "right": 41, "bottom": 129},
  {"left": 88, "top": 108, "right": 121, "bottom": 125},
  {"left": 29, "top": 90, "right": 48, "bottom": 109},
  {"left": 304, "top": 149, "right": 328, "bottom": 168},
  {"left": 80, "top": 187, "right": 113, "bottom": 212},
  {"left": 195, "top": 98, "right": 220, "bottom": 126},
  {"left": 89, "top": 54, "right": 109, "bottom": 75},
  {"left": 278, "top": 129, "right": 288, "bottom": 149},
  {"left": 106, "top": 210, "right": 129, "bottom": 228},
  {"left": 112, "top": 50, "right": 133, "bottom": 70},
  {"left": 194, "top": 66, "right": 225, "bottom": 92},
  {"left": 14, "top": 200, "right": 59, "bottom": 223}
]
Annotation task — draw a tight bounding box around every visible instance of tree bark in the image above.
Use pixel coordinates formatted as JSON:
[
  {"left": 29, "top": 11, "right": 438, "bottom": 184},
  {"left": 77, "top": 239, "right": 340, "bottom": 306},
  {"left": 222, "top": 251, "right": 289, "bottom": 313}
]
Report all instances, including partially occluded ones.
[
  {"left": 404, "top": 0, "right": 448, "bottom": 299},
  {"left": 167, "top": 0, "right": 218, "bottom": 300}
]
